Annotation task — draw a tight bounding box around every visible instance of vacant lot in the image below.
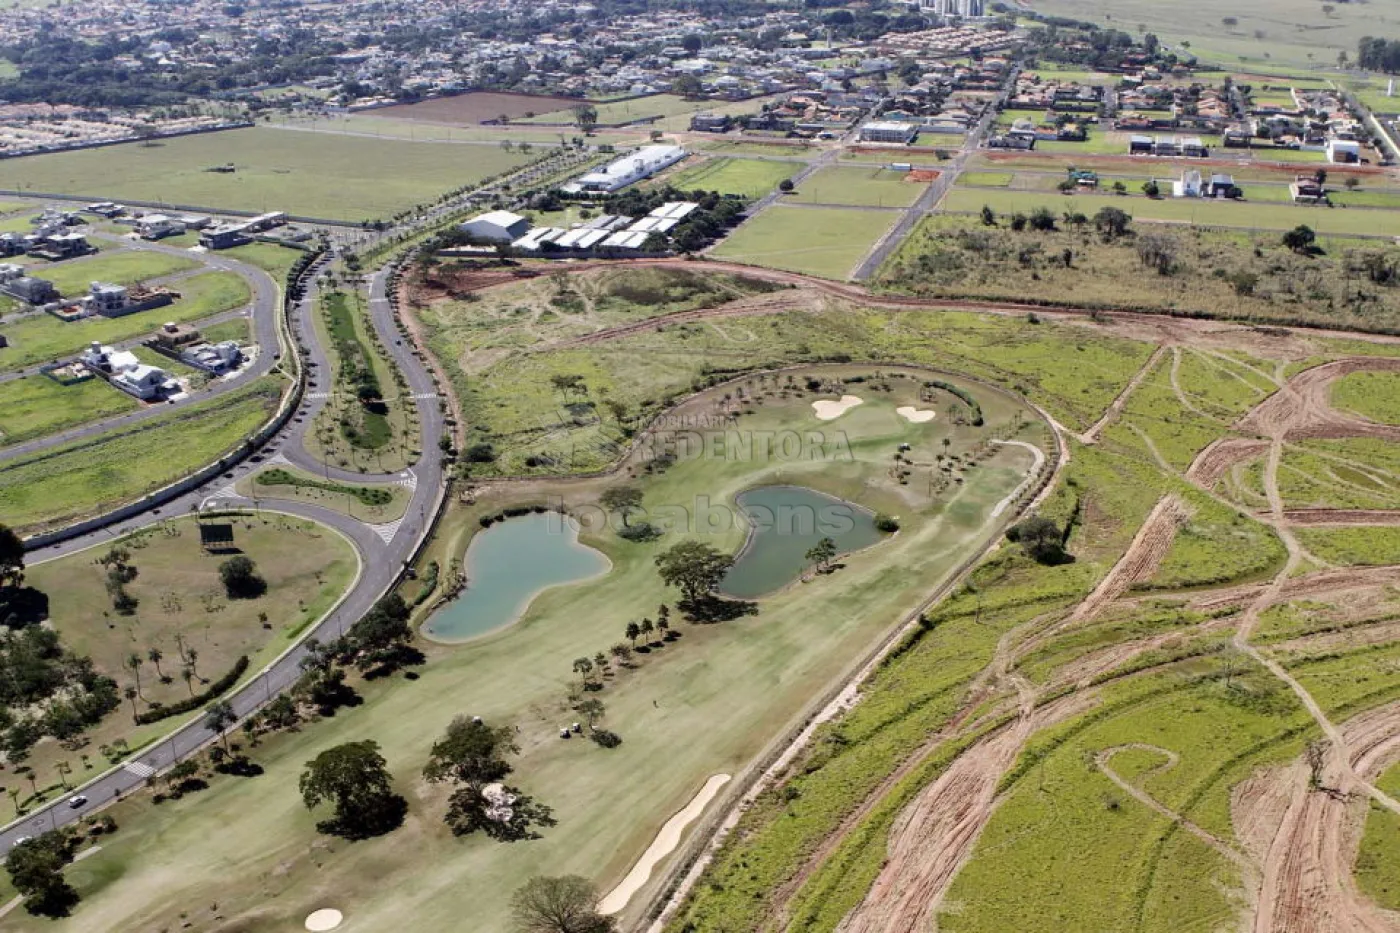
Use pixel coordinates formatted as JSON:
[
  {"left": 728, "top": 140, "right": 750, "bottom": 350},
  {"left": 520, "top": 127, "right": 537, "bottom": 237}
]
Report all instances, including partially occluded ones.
[
  {"left": 710, "top": 205, "right": 896, "bottom": 278},
  {"left": 367, "top": 91, "right": 584, "bottom": 125},
  {"left": 517, "top": 93, "right": 706, "bottom": 126},
  {"left": 665, "top": 156, "right": 794, "bottom": 198},
  {"left": 790, "top": 165, "right": 925, "bottom": 208},
  {"left": 0, "top": 127, "right": 537, "bottom": 221},
  {"left": 43, "top": 249, "right": 199, "bottom": 297},
  {"left": 0, "top": 373, "right": 138, "bottom": 447}
]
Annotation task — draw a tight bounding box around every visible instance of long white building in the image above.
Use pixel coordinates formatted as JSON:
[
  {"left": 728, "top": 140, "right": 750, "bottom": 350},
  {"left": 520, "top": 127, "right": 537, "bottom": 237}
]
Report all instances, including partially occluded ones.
[{"left": 565, "top": 145, "right": 687, "bottom": 194}]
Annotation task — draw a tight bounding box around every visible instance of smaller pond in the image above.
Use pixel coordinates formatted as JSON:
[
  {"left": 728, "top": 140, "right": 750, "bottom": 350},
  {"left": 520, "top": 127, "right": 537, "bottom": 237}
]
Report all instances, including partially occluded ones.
[
  {"left": 423, "top": 512, "right": 610, "bottom": 643},
  {"left": 718, "top": 485, "right": 883, "bottom": 600}
]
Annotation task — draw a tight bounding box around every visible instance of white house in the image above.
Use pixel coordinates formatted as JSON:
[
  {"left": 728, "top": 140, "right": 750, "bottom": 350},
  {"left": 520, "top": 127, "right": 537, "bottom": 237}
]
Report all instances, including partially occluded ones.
[
  {"left": 1172, "top": 170, "right": 1203, "bottom": 198},
  {"left": 112, "top": 364, "right": 177, "bottom": 400},
  {"left": 182, "top": 340, "right": 243, "bottom": 373},
  {"left": 1327, "top": 139, "right": 1362, "bottom": 163},
  {"left": 136, "top": 213, "right": 185, "bottom": 240},
  {"left": 567, "top": 145, "right": 687, "bottom": 194},
  {"left": 81, "top": 342, "right": 140, "bottom": 374},
  {"left": 460, "top": 210, "right": 531, "bottom": 243},
  {"left": 859, "top": 121, "right": 920, "bottom": 144}
]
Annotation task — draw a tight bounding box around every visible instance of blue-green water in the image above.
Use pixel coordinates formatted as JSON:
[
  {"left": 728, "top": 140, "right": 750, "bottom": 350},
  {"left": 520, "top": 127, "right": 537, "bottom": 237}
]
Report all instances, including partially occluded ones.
[
  {"left": 423, "top": 512, "right": 610, "bottom": 642},
  {"left": 718, "top": 485, "right": 883, "bottom": 599}
]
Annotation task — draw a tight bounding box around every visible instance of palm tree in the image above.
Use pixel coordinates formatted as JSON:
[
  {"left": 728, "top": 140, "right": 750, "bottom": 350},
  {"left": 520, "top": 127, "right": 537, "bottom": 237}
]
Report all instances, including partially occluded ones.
[
  {"left": 188, "top": 648, "right": 201, "bottom": 682},
  {"left": 658, "top": 604, "right": 670, "bottom": 627},
  {"left": 55, "top": 761, "right": 71, "bottom": 791},
  {"left": 126, "top": 653, "right": 144, "bottom": 698},
  {"left": 124, "top": 685, "right": 139, "bottom": 721},
  {"left": 147, "top": 647, "right": 165, "bottom": 680},
  {"left": 593, "top": 652, "right": 610, "bottom": 677},
  {"left": 572, "top": 657, "right": 594, "bottom": 688},
  {"left": 181, "top": 666, "right": 195, "bottom": 697},
  {"left": 6, "top": 786, "right": 19, "bottom": 816},
  {"left": 625, "top": 621, "right": 641, "bottom": 648},
  {"left": 657, "top": 617, "right": 670, "bottom": 641},
  {"left": 15, "top": 766, "right": 36, "bottom": 798},
  {"left": 203, "top": 700, "right": 236, "bottom": 753},
  {"left": 641, "top": 618, "right": 655, "bottom": 645}
]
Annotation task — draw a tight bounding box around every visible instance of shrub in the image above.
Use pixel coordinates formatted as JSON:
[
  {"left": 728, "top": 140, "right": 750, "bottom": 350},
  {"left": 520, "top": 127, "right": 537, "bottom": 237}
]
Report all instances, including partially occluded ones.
[{"left": 134, "top": 657, "right": 250, "bottom": 725}]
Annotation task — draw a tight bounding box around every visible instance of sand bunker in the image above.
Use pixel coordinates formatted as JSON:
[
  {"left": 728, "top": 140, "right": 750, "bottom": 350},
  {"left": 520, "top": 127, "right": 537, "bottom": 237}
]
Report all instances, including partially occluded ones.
[
  {"left": 812, "top": 395, "right": 864, "bottom": 420},
  {"left": 305, "top": 908, "right": 344, "bottom": 931},
  {"left": 896, "top": 406, "right": 935, "bottom": 423},
  {"left": 598, "top": 774, "right": 732, "bottom": 915}
]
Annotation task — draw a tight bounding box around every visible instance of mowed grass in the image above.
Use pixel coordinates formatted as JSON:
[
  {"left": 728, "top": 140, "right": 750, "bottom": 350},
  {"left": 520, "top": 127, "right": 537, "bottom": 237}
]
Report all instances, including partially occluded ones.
[
  {"left": 516, "top": 92, "right": 705, "bottom": 125},
  {"left": 664, "top": 156, "right": 793, "bottom": 198},
  {"left": 0, "top": 271, "right": 250, "bottom": 372},
  {"left": 1355, "top": 759, "right": 1400, "bottom": 910},
  {"left": 0, "top": 126, "right": 537, "bottom": 221},
  {"left": 41, "top": 249, "right": 199, "bottom": 297},
  {"left": 12, "top": 375, "right": 1039, "bottom": 933},
  {"left": 958, "top": 171, "right": 1014, "bottom": 187},
  {"left": 19, "top": 513, "right": 358, "bottom": 787},
  {"left": 710, "top": 205, "right": 895, "bottom": 279},
  {"left": 789, "top": 165, "right": 924, "bottom": 208},
  {"left": 0, "top": 374, "right": 138, "bottom": 447},
  {"left": 0, "top": 376, "right": 285, "bottom": 533},
  {"left": 939, "top": 187, "right": 1400, "bottom": 236},
  {"left": 1331, "top": 370, "right": 1400, "bottom": 424}
]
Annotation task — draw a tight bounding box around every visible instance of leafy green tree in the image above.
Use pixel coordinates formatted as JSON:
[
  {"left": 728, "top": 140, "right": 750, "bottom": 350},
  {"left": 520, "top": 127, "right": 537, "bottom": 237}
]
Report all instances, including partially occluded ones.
[
  {"left": 625, "top": 621, "right": 641, "bottom": 647},
  {"left": 203, "top": 699, "right": 236, "bottom": 752},
  {"left": 654, "top": 541, "right": 734, "bottom": 604},
  {"left": 980, "top": 204, "right": 996, "bottom": 226},
  {"left": 423, "top": 717, "right": 553, "bottom": 840},
  {"left": 299, "top": 740, "right": 406, "bottom": 839},
  {"left": 0, "top": 524, "right": 24, "bottom": 590},
  {"left": 422, "top": 716, "right": 517, "bottom": 786},
  {"left": 1283, "top": 224, "right": 1317, "bottom": 254},
  {"left": 1093, "top": 206, "right": 1132, "bottom": 240},
  {"left": 599, "top": 486, "right": 644, "bottom": 526},
  {"left": 218, "top": 556, "right": 266, "bottom": 599},
  {"left": 1006, "top": 516, "right": 1073, "bottom": 566},
  {"left": 511, "top": 875, "right": 615, "bottom": 933},
  {"left": 572, "top": 657, "right": 594, "bottom": 688},
  {"left": 805, "top": 537, "right": 838, "bottom": 574},
  {"left": 6, "top": 832, "right": 79, "bottom": 918}
]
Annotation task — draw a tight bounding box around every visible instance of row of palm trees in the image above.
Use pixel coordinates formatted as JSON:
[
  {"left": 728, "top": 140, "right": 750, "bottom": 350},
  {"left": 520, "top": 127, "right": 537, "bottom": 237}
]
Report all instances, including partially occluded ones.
[
  {"left": 569, "top": 605, "right": 676, "bottom": 691},
  {"left": 121, "top": 639, "right": 209, "bottom": 719}
]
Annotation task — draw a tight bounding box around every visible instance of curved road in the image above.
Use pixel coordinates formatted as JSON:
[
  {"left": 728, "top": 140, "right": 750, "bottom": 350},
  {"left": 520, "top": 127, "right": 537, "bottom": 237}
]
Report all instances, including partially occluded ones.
[{"left": 0, "top": 252, "right": 445, "bottom": 853}]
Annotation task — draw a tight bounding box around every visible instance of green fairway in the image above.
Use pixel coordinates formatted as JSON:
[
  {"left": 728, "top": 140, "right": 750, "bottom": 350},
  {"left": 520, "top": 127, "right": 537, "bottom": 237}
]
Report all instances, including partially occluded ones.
[
  {"left": 0, "top": 126, "right": 538, "bottom": 221},
  {"left": 664, "top": 156, "right": 793, "bottom": 198},
  {"left": 0, "top": 271, "right": 251, "bottom": 372},
  {"left": 789, "top": 165, "right": 924, "bottom": 208},
  {"left": 939, "top": 187, "right": 1400, "bottom": 236},
  {"left": 13, "top": 366, "right": 1041, "bottom": 933},
  {"left": 710, "top": 205, "right": 896, "bottom": 279},
  {"left": 42, "top": 249, "right": 199, "bottom": 297},
  {"left": 0, "top": 373, "right": 139, "bottom": 447},
  {"left": 0, "top": 376, "right": 285, "bottom": 532}
]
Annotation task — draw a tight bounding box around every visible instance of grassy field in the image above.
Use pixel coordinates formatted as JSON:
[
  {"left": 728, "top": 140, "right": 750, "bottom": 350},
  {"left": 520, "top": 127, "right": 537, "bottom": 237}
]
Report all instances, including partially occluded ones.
[
  {"left": 1355, "top": 760, "right": 1400, "bottom": 910},
  {"left": 0, "top": 376, "right": 285, "bottom": 533},
  {"left": 16, "top": 514, "right": 358, "bottom": 795},
  {"left": 516, "top": 93, "right": 709, "bottom": 126},
  {"left": 694, "top": 139, "right": 819, "bottom": 160},
  {"left": 663, "top": 156, "right": 794, "bottom": 198},
  {"left": 1331, "top": 370, "right": 1400, "bottom": 424},
  {"left": 788, "top": 165, "right": 925, "bottom": 208},
  {"left": 958, "top": 171, "right": 1014, "bottom": 187},
  {"left": 0, "top": 373, "right": 138, "bottom": 448},
  {"left": 9, "top": 368, "right": 1042, "bottom": 933},
  {"left": 709, "top": 205, "right": 895, "bottom": 279},
  {"left": 273, "top": 113, "right": 636, "bottom": 146},
  {"left": 0, "top": 126, "right": 538, "bottom": 221},
  {"left": 0, "top": 271, "right": 250, "bottom": 373},
  {"left": 939, "top": 187, "right": 1400, "bottom": 236},
  {"left": 42, "top": 249, "right": 199, "bottom": 298}
]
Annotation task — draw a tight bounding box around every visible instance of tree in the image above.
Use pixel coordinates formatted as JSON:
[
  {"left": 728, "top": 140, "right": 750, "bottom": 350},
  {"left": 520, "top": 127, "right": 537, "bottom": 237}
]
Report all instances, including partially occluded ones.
[
  {"left": 423, "top": 716, "right": 518, "bottom": 786},
  {"left": 1283, "top": 224, "right": 1317, "bottom": 254},
  {"left": 625, "top": 621, "right": 641, "bottom": 648},
  {"left": 672, "top": 74, "right": 703, "bottom": 98},
  {"left": 1029, "top": 207, "right": 1056, "bottom": 231},
  {"left": 203, "top": 699, "right": 236, "bottom": 752},
  {"left": 1136, "top": 233, "right": 1179, "bottom": 275},
  {"left": 572, "top": 657, "right": 594, "bottom": 688},
  {"left": 610, "top": 643, "right": 632, "bottom": 666},
  {"left": 180, "top": 666, "right": 195, "bottom": 696},
  {"left": 805, "top": 537, "right": 838, "bottom": 574},
  {"left": 599, "top": 486, "right": 644, "bottom": 526},
  {"left": 6, "top": 833, "right": 79, "bottom": 918},
  {"left": 572, "top": 104, "right": 598, "bottom": 134},
  {"left": 123, "top": 685, "right": 138, "bottom": 721},
  {"left": 778, "top": 178, "right": 795, "bottom": 193},
  {"left": 577, "top": 697, "right": 606, "bottom": 729},
  {"left": 299, "top": 740, "right": 406, "bottom": 839},
  {"left": 682, "top": 34, "right": 703, "bottom": 54},
  {"left": 980, "top": 204, "right": 996, "bottom": 226},
  {"left": 218, "top": 555, "right": 266, "bottom": 599},
  {"left": 125, "top": 653, "right": 144, "bottom": 699},
  {"left": 147, "top": 647, "right": 165, "bottom": 681},
  {"left": 1093, "top": 206, "right": 1132, "bottom": 240},
  {"left": 1306, "top": 739, "right": 1328, "bottom": 790},
  {"left": 423, "top": 717, "right": 552, "bottom": 840},
  {"left": 1142, "top": 179, "right": 1160, "bottom": 198},
  {"left": 0, "top": 524, "right": 23, "bottom": 590},
  {"left": 511, "top": 876, "right": 615, "bottom": 933},
  {"left": 1006, "top": 516, "right": 1072, "bottom": 566},
  {"left": 640, "top": 618, "right": 655, "bottom": 644},
  {"left": 654, "top": 541, "right": 734, "bottom": 604}
]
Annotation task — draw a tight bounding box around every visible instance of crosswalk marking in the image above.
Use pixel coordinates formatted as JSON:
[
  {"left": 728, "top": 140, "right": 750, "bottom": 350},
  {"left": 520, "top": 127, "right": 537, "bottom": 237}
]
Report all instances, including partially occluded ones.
[
  {"left": 123, "top": 761, "right": 156, "bottom": 779},
  {"left": 369, "top": 517, "right": 404, "bottom": 544}
]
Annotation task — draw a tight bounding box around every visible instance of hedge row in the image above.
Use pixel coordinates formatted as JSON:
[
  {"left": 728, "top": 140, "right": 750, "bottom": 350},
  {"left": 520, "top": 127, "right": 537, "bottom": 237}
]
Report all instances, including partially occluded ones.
[
  {"left": 134, "top": 656, "right": 250, "bottom": 725},
  {"left": 926, "top": 380, "right": 985, "bottom": 426}
]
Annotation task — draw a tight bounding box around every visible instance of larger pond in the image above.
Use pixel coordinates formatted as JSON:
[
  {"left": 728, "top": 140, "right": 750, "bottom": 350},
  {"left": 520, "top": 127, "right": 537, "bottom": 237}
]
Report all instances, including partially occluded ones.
[
  {"left": 718, "top": 485, "right": 883, "bottom": 600},
  {"left": 422, "top": 511, "right": 610, "bottom": 642}
]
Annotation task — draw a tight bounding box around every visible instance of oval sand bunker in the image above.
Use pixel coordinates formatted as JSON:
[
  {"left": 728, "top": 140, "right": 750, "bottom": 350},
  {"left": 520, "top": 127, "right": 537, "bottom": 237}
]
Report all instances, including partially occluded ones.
[
  {"left": 305, "top": 909, "right": 344, "bottom": 931},
  {"left": 811, "top": 395, "right": 863, "bottom": 420},
  {"left": 896, "top": 406, "right": 935, "bottom": 423},
  {"left": 598, "top": 774, "right": 732, "bottom": 915}
]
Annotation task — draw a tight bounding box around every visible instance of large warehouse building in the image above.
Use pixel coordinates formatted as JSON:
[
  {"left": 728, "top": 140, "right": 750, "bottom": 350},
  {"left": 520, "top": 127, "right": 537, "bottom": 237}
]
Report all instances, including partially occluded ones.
[{"left": 565, "top": 145, "right": 687, "bottom": 194}]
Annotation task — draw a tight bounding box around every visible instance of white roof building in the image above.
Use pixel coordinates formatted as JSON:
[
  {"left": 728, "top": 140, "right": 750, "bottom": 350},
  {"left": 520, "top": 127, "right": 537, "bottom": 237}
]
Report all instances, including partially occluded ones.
[
  {"left": 568, "top": 145, "right": 687, "bottom": 194},
  {"left": 113, "top": 364, "right": 177, "bottom": 401},
  {"left": 461, "top": 210, "right": 531, "bottom": 243}
]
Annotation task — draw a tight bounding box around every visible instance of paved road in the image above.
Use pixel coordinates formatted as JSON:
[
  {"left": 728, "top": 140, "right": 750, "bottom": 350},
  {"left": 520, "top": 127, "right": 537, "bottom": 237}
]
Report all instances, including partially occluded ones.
[
  {"left": 0, "top": 251, "right": 446, "bottom": 854},
  {"left": 0, "top": 233, "right": 281, "bottom": 463},
  {"left": 851, "top": 73, "right": 1014, "bottom": 282}
]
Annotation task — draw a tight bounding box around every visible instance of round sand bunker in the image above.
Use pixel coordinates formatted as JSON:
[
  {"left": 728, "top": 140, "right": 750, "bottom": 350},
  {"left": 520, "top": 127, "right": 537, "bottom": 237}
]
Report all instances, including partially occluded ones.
[
  {"left": 305, "top": 908, "right": 344, "bottom": 931},
  {"left": 896, "top": 406, "right": 935, "bottom": 423},
  {"left": 811, "top": 395, "right": 863, "bottom": 421}
]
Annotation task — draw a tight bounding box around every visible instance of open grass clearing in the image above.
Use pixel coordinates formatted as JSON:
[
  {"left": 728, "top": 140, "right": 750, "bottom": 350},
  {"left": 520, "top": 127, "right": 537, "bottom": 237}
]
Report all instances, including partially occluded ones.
[
  {"left": 1331, "top": 370, "right": 1400, "bottom": 424},
  {"left": 663, "top": 156, "right": 794, "bottom": 199},
  {"left": 0, "top": 271, "right": 251, "bottom": 373},
  {"left": 694, "top": 139, "right": 819, "bottom": 160},
  {"left": 709, "top": 205, "right": 895, "bottom": 279},
  {"left": 11, "top": 368, "right": 1040, "bottom": 933},
  {"left": 516, "top": 93, "right": 711, "bottom": 126},
  {"left": 0, "top": 372, "right": 138, "bottom": 448},
  {"left": 0, "top": 126, "right": 539, "bottom": 222},
  {"left": 788, "top": 165, "right": 924, "bottom": 208},
  {"left": 957, "top": 171, "right": 1014, "bottom": 187},
  {"left": 0, "top": 376, "right": 285, "bottom": 533},
  {"left": 1355, "top": 758, "right": 1400, "bottom": 910},
  {"left": 41, "top": 249, "right": 199, "bottom": 298}
]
